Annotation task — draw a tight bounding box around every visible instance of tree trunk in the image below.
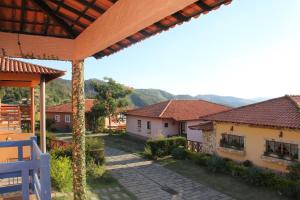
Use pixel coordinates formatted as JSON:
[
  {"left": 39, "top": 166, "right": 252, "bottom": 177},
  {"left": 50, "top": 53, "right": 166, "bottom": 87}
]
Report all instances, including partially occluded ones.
[
  {"left": 108, "top": 115, "right": 112, "bottom": 132},
  {"left": 72, "top": 60, "right": 87, "bottom": 200}
]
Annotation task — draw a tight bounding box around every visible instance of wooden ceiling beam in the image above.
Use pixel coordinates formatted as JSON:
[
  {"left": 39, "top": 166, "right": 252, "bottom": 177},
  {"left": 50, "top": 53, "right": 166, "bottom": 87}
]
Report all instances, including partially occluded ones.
[
  {"left": 0, "top": 31, "right": 74, "bottom": 60},
  {"left": 20, "top": 0, "right": 26, "bottom": 32},
  {"left": 30, "top": 0, "right": 76, "bottom": 38},
  {"left": 0, "top": 2, "right": 40, "bottom": 12},
  {"left": 0, "top": 81, "right": 36, "bottom": 88},
  {"left": 77, "top": 0, "right": 105, "bottom": 14},
  {"left": 0, "top": 18, "right": 56, "bottom": 26},
  {"left": 74, "top": 0, "right": 199, "bottom": 59},
  {"left": 172, "top": 12, "right": 189, "bottom": 22},
  {"left": 195, "top": 0, "right": 212, "bottom": 11},
  {"left": 48, "top": 0, "right": 95, "bottom": 22},
  {"left": 56, "top": 12, "right": 87, "bottom": 29}
]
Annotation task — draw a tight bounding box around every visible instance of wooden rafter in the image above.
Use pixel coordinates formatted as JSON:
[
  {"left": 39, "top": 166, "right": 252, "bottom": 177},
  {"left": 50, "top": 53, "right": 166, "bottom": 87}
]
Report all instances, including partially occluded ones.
[
  {"left": 43, "top": 15, "right": 50, "bottom": 34},
  {"left": 30, "top": 0, "right": 76, "bottom": 38},
  {"left": 20, "top": 0, "right": 26, "bottom": 32},
  {"left": 72, "top": 0, "right": 96, "bottom": 29},
  {"left": 77, "top": 0, "right": 105, "bottom": 14},
  {"left": 172, "top": 12, "right": 189, "bottom": 22},
  {"left": 195, "top": 0, "right": 212, "bottom": 11},
  {"left": 48, "top": 0, "right": 95, "bottom": 22}
]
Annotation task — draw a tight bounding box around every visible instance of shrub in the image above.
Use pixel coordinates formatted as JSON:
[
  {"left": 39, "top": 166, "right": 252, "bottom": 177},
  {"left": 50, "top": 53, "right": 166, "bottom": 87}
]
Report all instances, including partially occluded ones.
[
  {"left": 86, "top": 137, "right": 105, "bottom": 165},
  {"left": 275, "top": 177, "right": 300, "bottom": 198},
  {"left": 243, "top": 167, "right": 266, "bottom": 186},
  {"left": 145, "top": 137, "right": 186, "bottom": 159},
  {"left": 187, "top": 151, "right": 210, "bottom": 166},
  {"left": 287, "top": 162, "right": 300, "bottom": 181},
  {"left": 50, "top": 154, "right": 73, "bottom": 192},
  {"left": 51, "top": 147, "right": 72, "bottom": 159},
  {"left": 87, "top": 159, "right": 106, "bottom": 180},
  {"left": 142, "top": 144, "right": 153, "bottom": 159},
  {"left": 243, "top": 160, "right": 253, "bottom": 167},
  {"left": 171, "top": 146, "right": 187, "bottom": 160},
  {"left": 206, "top": 155, "right": 226, "bottom": 173}
]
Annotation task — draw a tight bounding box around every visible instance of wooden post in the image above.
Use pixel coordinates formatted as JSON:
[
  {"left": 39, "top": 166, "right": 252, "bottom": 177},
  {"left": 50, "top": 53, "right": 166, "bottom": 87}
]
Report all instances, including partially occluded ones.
[
  {"left": 30, "top": 87, "right": 35, "bottom": 135},
  {"left": 72, "top": 60, "right": 87, "bottom": 200},
  {"left": 40, "top": 76, "right": 46, "bottom": 153}
]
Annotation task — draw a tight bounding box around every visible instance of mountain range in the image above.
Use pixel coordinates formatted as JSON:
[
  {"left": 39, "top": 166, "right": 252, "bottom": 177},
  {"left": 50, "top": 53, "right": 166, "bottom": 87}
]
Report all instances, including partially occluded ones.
[
  {"left": 50, "top": 79, "right": 268, "bottom": 108},
  {"left": 0, "top": 78, "right": 268, "bottom": 108}
]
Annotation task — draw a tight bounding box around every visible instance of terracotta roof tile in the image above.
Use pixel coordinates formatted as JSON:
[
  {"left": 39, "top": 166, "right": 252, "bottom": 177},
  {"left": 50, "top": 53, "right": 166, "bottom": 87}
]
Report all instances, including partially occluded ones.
[
  {"left": 202, "top": 95, "right": 300, "bottom": 129},
  {"left": 126, "top": 100, "right": 230, "bottom": 121},
  {"left": 0, "top": 57, "right": 65, "bottom": 82},
  {"left": 46, "top": 99, "right": 95, "bottom": 113}
]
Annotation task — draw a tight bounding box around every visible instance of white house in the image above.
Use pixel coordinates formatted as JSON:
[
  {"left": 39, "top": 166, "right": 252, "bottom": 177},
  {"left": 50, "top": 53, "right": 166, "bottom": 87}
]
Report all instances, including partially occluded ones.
[{"left": 126, "top": 100, "right": 229, "bottom": 141}]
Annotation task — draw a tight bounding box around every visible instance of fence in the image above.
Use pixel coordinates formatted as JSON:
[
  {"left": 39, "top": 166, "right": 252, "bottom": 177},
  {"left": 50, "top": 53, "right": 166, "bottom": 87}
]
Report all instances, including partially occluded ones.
[{"left": 0, "top": 136, "right": 51, "bottom": 200}]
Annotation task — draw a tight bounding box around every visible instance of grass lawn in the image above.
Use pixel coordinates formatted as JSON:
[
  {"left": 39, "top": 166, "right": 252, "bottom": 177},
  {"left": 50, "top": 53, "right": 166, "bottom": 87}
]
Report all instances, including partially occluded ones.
[
  {"left": 52, "top": 173, "right": 136, "bottom": 200},
  {"left": 158, "top": 158, "right": 290, "bottom": 200},
  {"left": 102, "top": 133, "right": 146, "bottom": 154}
]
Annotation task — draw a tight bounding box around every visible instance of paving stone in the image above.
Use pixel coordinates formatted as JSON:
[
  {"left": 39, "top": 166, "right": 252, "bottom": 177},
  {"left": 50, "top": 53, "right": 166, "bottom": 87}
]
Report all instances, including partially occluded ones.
[{"left": 105, "top": 147, "right": 235, "bottom": 200}]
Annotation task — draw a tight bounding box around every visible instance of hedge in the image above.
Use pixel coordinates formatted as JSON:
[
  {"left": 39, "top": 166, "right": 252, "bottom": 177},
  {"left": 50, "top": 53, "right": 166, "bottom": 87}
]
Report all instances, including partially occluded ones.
[
  {"left": 145, "top": 136, "right": 186, "bottom": 159},
  {"left": 186, "top": 152, "right": 300, "bottom": 199}
]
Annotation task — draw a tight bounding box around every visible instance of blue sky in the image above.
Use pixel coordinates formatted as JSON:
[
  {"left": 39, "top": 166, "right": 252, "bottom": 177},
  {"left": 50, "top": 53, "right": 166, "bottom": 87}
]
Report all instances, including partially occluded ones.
[{"left": 23, "top": 0, "right": 300, "bottom": 99}]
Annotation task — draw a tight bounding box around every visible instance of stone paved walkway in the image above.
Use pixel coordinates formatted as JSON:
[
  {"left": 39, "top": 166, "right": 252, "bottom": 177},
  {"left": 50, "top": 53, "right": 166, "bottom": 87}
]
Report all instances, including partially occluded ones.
[{"left": 106, "top": 147, "right": 234, "bottom": 200}]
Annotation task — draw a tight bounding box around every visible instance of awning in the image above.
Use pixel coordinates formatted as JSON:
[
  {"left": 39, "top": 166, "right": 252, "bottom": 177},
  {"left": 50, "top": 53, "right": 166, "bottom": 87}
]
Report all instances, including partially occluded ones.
[{"left": 188, "top": 121, "right": 213, "bottom": 131}]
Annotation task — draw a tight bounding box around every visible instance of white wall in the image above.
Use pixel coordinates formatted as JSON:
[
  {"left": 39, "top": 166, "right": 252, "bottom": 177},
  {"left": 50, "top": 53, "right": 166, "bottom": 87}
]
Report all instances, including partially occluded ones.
[
  {"left": 161, "top": 119, "right": 179, "bottom": 137},
  {"left": 186, "top": 120, "right": 203, "bottom": 142},
  {"left": 126, "top": 116, "right": 182, "bottom": 139},
  {"left": 126, "top": 115, "right": 164, "bottom": 139}
]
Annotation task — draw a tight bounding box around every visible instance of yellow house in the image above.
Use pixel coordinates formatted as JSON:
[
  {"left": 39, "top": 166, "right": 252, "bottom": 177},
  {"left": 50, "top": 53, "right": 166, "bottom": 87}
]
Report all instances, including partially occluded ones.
[{"left": 192, "top": 95, "right": 300, "bottom": 172}]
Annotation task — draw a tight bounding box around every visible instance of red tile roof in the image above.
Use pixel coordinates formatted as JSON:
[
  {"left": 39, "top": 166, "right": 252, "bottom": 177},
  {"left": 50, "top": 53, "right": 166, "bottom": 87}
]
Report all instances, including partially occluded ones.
[
  {"left": 0, "top": 57, "right": 65, "bottom": 82},
  {"left": 202, "top": 95, "right": 300, "bottom": 129},
  {"left": 46, "top": 99, "right": 95, "bottom": 113},
  {"left": 126, "top": 100, "right": 230, "bottom": 121}
]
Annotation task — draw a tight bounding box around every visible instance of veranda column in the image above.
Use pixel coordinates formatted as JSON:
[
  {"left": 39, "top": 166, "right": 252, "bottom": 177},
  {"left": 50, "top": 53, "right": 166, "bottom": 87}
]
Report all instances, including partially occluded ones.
[
  {"left": 30, "top": 87, "right": 35, "bottom": 135},
  {"left": 39, "top": 76, "right": 46, "bottom": 153},
  {"left": 72, "top": 60, "right": 87, "bottom": 200}
]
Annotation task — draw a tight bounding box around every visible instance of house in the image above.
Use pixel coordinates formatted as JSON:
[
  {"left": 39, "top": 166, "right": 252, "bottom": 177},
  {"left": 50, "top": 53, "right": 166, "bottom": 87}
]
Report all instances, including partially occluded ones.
[
  {"left": 0, "top": 57, "right": 64, "bottom": 199},
  {"left": 191, "top": 95, "right": 300, "bottom": 172},
  {"left": 46, "top": 99, "right": 126, "bottom": 132},
  {"left": 126, "top": 100, "right": 229, "bottom": 140}
]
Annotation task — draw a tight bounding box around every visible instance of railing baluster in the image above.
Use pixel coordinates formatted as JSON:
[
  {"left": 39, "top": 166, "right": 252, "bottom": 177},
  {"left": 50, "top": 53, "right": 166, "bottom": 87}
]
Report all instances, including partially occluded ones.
[
  {"left": 22, "top": 169, "right": 29, "bottom": 200},
  {"left": 18, "top": 145, "right": 23, "bottom": 161},
  {"left": 40, "top": 154, "right": 51, "bottom": 200}
]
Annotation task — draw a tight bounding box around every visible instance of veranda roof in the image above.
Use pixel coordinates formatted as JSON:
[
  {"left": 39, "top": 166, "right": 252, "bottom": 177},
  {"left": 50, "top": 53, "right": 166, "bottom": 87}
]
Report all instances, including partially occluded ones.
[
  {"left": 0, "top": 57, "right": 65, "bottom": 87},
  {"left": 0, "top": 0, "right": 232, "bottom": 60}
]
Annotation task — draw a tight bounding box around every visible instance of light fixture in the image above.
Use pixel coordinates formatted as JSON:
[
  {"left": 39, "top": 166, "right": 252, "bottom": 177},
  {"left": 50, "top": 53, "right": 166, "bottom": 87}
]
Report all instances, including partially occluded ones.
[{"left": 279, "top": 131, "right": 283, "bottom": 138}]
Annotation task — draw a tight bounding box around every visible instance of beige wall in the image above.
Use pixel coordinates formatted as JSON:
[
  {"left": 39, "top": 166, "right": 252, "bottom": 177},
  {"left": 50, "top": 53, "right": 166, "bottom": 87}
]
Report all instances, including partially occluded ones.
[
  {"left": 215, "top": 122, "right": 300, "bottom": 172},
  {"left": 126, "top": 115, "right": 179, "bottom": 139}
]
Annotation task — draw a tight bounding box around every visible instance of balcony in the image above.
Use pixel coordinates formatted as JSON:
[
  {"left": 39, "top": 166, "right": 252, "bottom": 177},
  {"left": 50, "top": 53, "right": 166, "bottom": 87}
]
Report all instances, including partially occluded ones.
[{"left": 0, "top": 137, "right": 51, "bottom": 200}]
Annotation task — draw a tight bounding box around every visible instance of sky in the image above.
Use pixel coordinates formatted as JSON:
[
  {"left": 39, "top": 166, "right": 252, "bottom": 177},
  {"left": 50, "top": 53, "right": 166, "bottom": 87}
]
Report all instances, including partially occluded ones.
[{"left": 22, "top": 0, "right": 300, "bottom": 99}]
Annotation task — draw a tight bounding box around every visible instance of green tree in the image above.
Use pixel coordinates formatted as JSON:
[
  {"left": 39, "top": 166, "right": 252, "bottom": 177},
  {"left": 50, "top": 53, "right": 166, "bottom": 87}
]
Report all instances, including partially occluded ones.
[{"left": 91, "top": 77, "right": 132, "bottom": 132}]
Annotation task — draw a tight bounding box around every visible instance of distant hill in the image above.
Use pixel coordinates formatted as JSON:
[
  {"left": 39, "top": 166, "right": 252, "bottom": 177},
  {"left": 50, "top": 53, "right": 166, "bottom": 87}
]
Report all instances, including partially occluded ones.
[
  {"left": 0, "top": 78, "right": 268, "bottom": 108},
  {"left": 195, "top": 94, "right": 256, "bottom": 108}
]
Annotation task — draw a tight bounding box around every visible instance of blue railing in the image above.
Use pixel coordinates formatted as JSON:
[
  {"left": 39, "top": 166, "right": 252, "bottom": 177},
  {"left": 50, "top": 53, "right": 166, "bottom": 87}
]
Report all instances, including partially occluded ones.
[{"left": 0, "top": 137, "right": 51, "bottom": 200}]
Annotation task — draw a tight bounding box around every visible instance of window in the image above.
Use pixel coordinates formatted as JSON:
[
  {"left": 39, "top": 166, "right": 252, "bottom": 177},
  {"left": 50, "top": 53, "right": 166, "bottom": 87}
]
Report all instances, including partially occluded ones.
[
  {"left": 65, "top": 115, "right": 71, "bottom": 123},
  {"left": 265, "top": 140, "right": 298, "bottom": 161},
  {"left": 118, "top": 113, "right": 126, "bottom": 122},
  {"left": 220, "top": 133, "right": 244, "bottom": 150},
  {"left": 147, "top": 121, "right": 151, "bottom": 130},
  {"left": 137, "top": 120, "right": 141, "bottom": 132},
  {"left": 54, "top": 115, "right": 60, "bottom": 122},
  {"left": 164, "top": 123, "right": 169, "bottom": 128}
]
